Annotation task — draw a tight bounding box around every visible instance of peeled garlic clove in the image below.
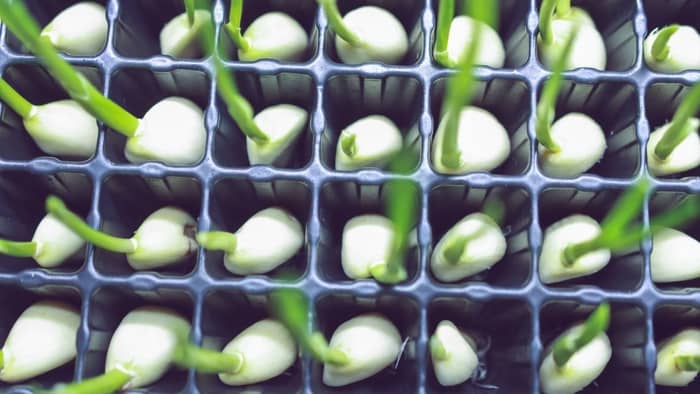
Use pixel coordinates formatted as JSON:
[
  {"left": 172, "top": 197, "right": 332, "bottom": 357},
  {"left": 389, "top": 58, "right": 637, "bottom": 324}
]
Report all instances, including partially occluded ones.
[
  {"left": 127, "top": 207, "right": 198, "bottom": 270},
  {"left": 335, "top": 115, "right": 403, "bottom": 171},
  {"left": 655, "top": 328, "right": 700, "bottom": 387},
  {"left": 219, "top": 319, "right": 297, "bottom": 386},
  {"left": 40, "top": 2, "right": 107, "bottom": 56},
  {"left": 432, "top": 106, "right": 510, "bottom": 174},
  {"left": 647, "top": 118, "right": 700, "bottom": 177},
  {"left": 538, "top": 15, "right": 606, "bottom": 71},
  {"left": 23, "top": 99, "right": 98, "bottom": 159},
  {"left": 239, "top": 12, "right": 308, "bottom": 62},
  {"left": 31, "top": 213, "right": 85, "bottom": 268},
  {"left": 224, "top": 208, "right": 304, "bottom": 275},
  {"left": 644, "top": 26, "right": 700, "bottom": 73},
  {"left": 443, "top": 15, "right": 505, "bottom": 68},
  {"left": 247, "top": 104, "right": 308, "bottom": 166},
  {"left": 106, "top": 306, "right": 191, "bottom": 390},
  {"left": 431, "top": 320, "right": 478, "bottom": 387},
  {"left": 539, "top": 214, "right": 611, "bottom": 284},
  {"left": 323, "top": 313, "right": 402, "bottom": 387},
  {"left": 0, "top": 300, "right": 80, "bottom": 383},
  {"left": 160, "top": 10, "right": 212, "bottom": 58},
  {"left": 539, "top": 323, "right": 611, "bottom": 394},
  {"left": 430, "top": 213, "right": 506, "bottom": 282},
  {"left": 341, "top": 215, "right": 395, "bottom": 280},
  {"left": 538, "top": 112, "right": 607, "bottom": 178},
  {"left": 651, "top": 227, "right": 700, "bottom": 283},
  {"left": 335, "top": 6, "right": 408, "bottom": 65},
  {"left": 125, "top": 97, "right": 207, "bottom": 166}
]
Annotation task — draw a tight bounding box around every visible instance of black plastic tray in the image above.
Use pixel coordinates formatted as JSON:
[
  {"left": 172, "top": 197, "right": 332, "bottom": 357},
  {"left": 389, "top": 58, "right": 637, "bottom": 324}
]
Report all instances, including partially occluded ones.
[{"left": 0, "top": 0, "right": 699, "bottom": 393}]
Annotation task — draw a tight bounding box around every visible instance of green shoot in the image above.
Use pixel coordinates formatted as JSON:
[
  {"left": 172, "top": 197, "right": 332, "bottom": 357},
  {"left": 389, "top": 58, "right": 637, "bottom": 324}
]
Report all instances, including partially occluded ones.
[
  {"left": 269, "top": 289, "right": 349, "bottom": 366},
  {"left": 0, "top": 348, "right": 3, "bottom": 369},
  {"left": 442, "top": 234, "right": 470, "bottom": 264},
  {"left": 172, "top": 341, "right": 244, "bottom": 374},
  {"left": 0, "top": 77, "right": 33, "bottom": 118},
  {"left": 39, "top": 368, "right": 132, "bottom": 394},
  {"left": 196, "top": 231, "right": 238, "bottom": 253},
  {"left": 0, "top": 239, "right": 37, "bottom": 258},
  {"left": 225, "top": 0, "right": 251, "bottom": 52},
  {"left": 651, "top": 24, "right": 680, "bottom": 62},
  {"left": 45, "top": 195, "right": 136, "bottom": 254},
  {"left": 317, "top": 0, "right": 365, "bottom": 48},
  {"left": 538, "top": 0, "right": 558, "bottom": 45},
  {"left": 555, "top": 0, "right": 571, "bottom": 18},
  {"left": 429, "top": 335, "right": 449, "bottom": 361},
  {"left": 185, "top": 0, "right": 196, "bottom": 27},
  {"left": 552, "top": 302, "right": 610, "bottom": 367},
  {"left": 340, "top": 133, "right": 357, "bottom": 158},
  {"left": 434, "top": 0, "right": 455, "bottom": 67},
  {"left": 653, "top": 83, "right": 700, "bottom": 161},
  {"left": 676, "top": 355, "right": 700, "bottom": 372},
  {"left": 0, "top": 0, "right": 140, "bottom": 137}
]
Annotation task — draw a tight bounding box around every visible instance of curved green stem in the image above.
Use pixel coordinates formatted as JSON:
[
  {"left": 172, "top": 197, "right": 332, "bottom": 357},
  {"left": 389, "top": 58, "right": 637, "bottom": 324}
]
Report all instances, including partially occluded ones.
[
  {"left": 539, "top": 0, "right": 558, "bottom": 45},
  {"left": 41, "top": 368, "right": 132, "bottom": 394},
  {"left": 225, "top": 0, "right": 250, "bottom": 52},
  {"left": 45, "top": 196, "right": 136, "bottom": 254},
  {"left": 317, "top": 0, "right": 365, "bottom": 47},
  {"left": 0, "top": 77, "right": 33, "bottom": 118},
  {"left": 185, "top": 0, "right": 196, "bottom": 26},
  {"left": 676, "top": 355, "right": 700, "bottom": 372},
  {"left": 0, "top": 239, "right": 37, "bottom": 258},
  {"left": 555, "top": 0, "right": 571, "bottom": 17},
  {"left": 196, "top": 231, "right": 237, "bottom": 253},
  {"left": 434, "top": 0, "right": 455, "bottom": 67},
  {"left": 0, "top": 0, "right": 139, "bottom": 137},
  {"left": 0, "top": 348, "right": 3, "bottom": 369},
  {"left": 442, "top": 233, "right": 470, "bottom": 264},
  {"left": 309, "top": 332, "right": 350, "bottom": 366},
  {"left": 654, "top": 83, "right": 700, "bottom": 161},
  {"left": 552, "top": 303, "right": 610, "bottom": 367},
  {"left": 651, "top": 24, "right": 679, "bottom": 62},
  {"left": 430, "top": 335, "right": 449, "bottom": 361},
  {"left": 172, "top": 342, "right": 244, "bottom": 374}
]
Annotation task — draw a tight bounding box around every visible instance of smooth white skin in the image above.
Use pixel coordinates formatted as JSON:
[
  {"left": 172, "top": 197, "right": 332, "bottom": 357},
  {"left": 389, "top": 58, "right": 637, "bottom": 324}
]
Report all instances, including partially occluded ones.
[
  {"left": 160, "top": 10, "right": 211, "bottom": 58},
  {"left": 644, "top": 26, "right": 700, "bottom": 73},
  {"left": 219, "top": 319, "right": 297, "bottom": 386},
  {"left": 651, "top": 227, "right": 700, "bottom": 283},
  {"left": 335, "top": 6, "right": 408, "bottom": 65},
  {"left": 540, "top": 324, "right": 612, "bottom": 394},
  {"left": 0, "top": 301, "right": 80, "bottom": 383},
  {"left": 239, "top": 12, "right": 308, "bottom": 62},
  {"left": 125, "top": 97, "right": 207, "bottom": 166},
  {"left": 40, "top": 2, "right": 107, "bottom": 56},
  {"left": 335, "top": 115, "right": 403, "bottom": 171},
  {"left": 538, "top": 113, "right": 607, "bottom": 178},
  {"left": 539, "top": 214, "right": 611, "bottom": 284},
  {"left": 431, "top": 320, "right": 479, "bottom": 387},
  {"left": 223, "top": 207, "right": 304, "bottom": 275},
  {"left": 538, "top": 13, "right": 607, "bottom": 71},
  {"left": 444, "top": 15, "right": 505, "bottom": 68},
  {"left": 431, "top": 212, "right": 507, "bottom": 282},
  {"left": 31, "top": 213, "right": 85, "bottom": 268},
  {"left": 247, "top": 104, "right": 308, "bottom": 166},
  {"left": 323, "top": 313, "right": 402, "bottom": 387},
  {"left": 432, "top": 106, "right": 510, "bottom": 174},
  {"left": 655, "top": 328, "right": 700, "bottom": 387},
  {"left": 23, "top": 99, "right": 98, "bottom": 159},
  {"left": 106, "top": 306, "right": 191, "bottom": 390},
  {"left": 341, "top": 214, "right": 395, "bottom": 280},
  {"left": 127, "top": 207, "right": 197, "bottom": 270},
  {"left": 646, "top": 118, "right": 700, "bottom": 177}
]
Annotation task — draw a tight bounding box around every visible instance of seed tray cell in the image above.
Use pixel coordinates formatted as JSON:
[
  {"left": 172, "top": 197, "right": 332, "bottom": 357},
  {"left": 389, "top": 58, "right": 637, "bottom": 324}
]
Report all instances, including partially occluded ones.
[{"left": 0, "top": 0, "right": 698, "bottom": 393}]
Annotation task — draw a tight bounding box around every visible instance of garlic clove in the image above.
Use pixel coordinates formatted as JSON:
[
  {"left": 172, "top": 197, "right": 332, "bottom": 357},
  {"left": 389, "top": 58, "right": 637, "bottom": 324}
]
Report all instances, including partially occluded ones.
[
  {"left": 239, "top": 12, "right": 308, "bottom": 62},
  {"left": 335, "top": 6, "right": 408, "bottom": 65},
  {"left": 341, "top": 215, "right": 395, "bottom": 280},
  {"left": 651, "top": 227, "right": 700, "bottom": 283},
  {"left": 655, "top": 328, "right": 700, "bottom": 387},
  {"left": 431, "top": 320, "right": 479, "bottom": 387},
  {"left": 23, "top": 99, "right": 98, "bottom": 159},
  {"left": 40, "top": 2, "right": 107, "bottom": 56},
  {"left": 160, "top": 10, "right": 212, "bottom": 58},
  {"left": 127, "top": 207, "right": 198, "bottom": 270},
  {"left": 644, "top": 26, "right": 700, "bottom": 73},
  {"left": 444, "top": 15, "right": 505, "bottom": 68},
  {"left": 647, "top": 118, "right": 700, "bottom": 177},
  {"left": 335, "top": 115, "right": 403, "bottom": 171},
  {"left": 538, "top": 17, "right": 606, "bottom": 71},
  {"left": 247, "top": 104, "right": 308, "bottom": 166},
  {"left": 539, "top": 214, "right": 611, "bottom": 284},
  {"left": 219, "top": 319, "right": 297, "bottom": 386},
  {"left": 31, "top": 213, "right": 85, "bottom": 268}
]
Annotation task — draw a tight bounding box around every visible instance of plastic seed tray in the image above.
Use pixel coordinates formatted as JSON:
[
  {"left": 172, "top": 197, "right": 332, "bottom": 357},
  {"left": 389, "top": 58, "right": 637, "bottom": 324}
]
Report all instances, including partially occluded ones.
[{"left": 0, "top": 0, "right": 698, "bottom": 393}]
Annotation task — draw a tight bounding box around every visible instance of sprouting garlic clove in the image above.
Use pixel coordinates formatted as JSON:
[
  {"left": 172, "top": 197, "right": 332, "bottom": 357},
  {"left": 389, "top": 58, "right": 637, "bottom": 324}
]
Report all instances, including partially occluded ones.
[
  {"left": 537, "top": 9, "right": 606, "bottom": 71},
  {"left": 31, "top": 213, "right": 85, "bottom": 268},
  {"left": 105, "top": 306, "right": 191, "bottom": 390},
  {"left": 224, "top": 207, "right": 304, "bottom": 275},
  {"left": 160, "top": 10, "right": 212, "bottom": 58},
  {"left": 651, "top": 227, "right": 700, "bottom": 283},
  {"left": 239, "top": 12, "right": 308, "bottom": 62},
  {"left": 23, "top": 99, "right": 98, "bottom": 159},
  {"left": 0, "top": 300, "right": 80, "bottom": 383},
  {"left": 444, "top": 15, "right": 505, "bottom": 68},
  {"left": 538, "top": 214, "right": 611, "bottom": 284},
  {"left": 644, "top": 25, "right": 700, "bottom": 73},
  {"left": 218, "top": 319, "right": 297, "bottom": 386},
  {"left": 323, "top": 313, "right": 402, "bottom": 387},
  {"left": 247, "top": 104, "right": 308, "bottom": 166},
  {"left": 40, "top": 2, "right": 107, "bottom": 56},
  {"left": 646, "top": 118, "right": 700, "bottom": 177},
  {"left": 127, "top": 207, "right": 198, "bottom": 270},
  {"left": 341, "top": 215, "right": 395, "bottom": 280},
  {"left": 335, "top": 6, "right": 408, "bottom": 65},
  {"left": 335, "top": 115, "right": 403, "bottom": 171},
  {"left": 538, "top": 112, "right": 607, "bottom": 178},
  {"left": 431, "top": 320, "right": 479, "bottom": 387},
  {"left": 654, "top": 328, "right": 700, "bottom": 387},
  {"left": 125, "top": 97, "right": 207, "bottom": 166}
]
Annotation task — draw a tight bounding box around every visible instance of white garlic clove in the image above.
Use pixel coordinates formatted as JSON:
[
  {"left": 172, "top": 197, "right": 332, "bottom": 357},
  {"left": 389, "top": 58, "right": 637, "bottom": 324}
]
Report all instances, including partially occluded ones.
[
  {"left": 644, "top": 26, "right": 700, "bottom": 73},
  {"left": 219, "top": 319, "right": 297, "bottom": 386},
  {"left": 323, "top": 313, "right": 402, "bottom": 387},
  {"left": 538, "top": 112, "right": 607, "bottom": 178},
  {"left": 432, "top": 106, "right": 510, "bottom": 174},
  {"left": 341, "top": 214, "right": 395, "bottom": 280},
  {"left": 431, "top": 320, "right": 479, "bottom": 387},
  {"left": 159, "top": 10, "right": 212, "bottom": 58},
  {"left": 40, "top": 2, "right": 107, "bottom": 56},
  {"left": 539, "top": 214, "right": 611, "bottom": 284},
  {"left": 224, "top": 208, "right": 304, "bottom": 275},
  {"left": 655, "top": 328, "right": 700, "bottom": 387},
  {"left": 335, "top": 115, "right": 403, "bottom": 171},
  {"left": 335, "top": 6, "right": 408, "bottom": 65},
  {"left": 127, "top": 207, "right": 198, "bottom": 270},
  {"left": 444, "top": 15, "right": 505, "bottom": 68},
  {"left": 23, "top": 99, "right": 98, "bottom": 159},
  {"left": 0, "top": 300, "right": 80, "bottom": 383},
  {"left": 105, "top": 306, "right": 191, "bottom": 390},
  {"left": 646, "top": 118, "right": 700, "bottom": 177},
  {"left": 125, "top": 97, "right": 207, "bottom": 166},
  {"left": 239, "top": 12, "right": 308, "bottom": 62},
  {"left": 651, "top": 227, "right": 700, "bottom": 283},
  {"left": 247, "top": 104, "right": 308, "bottom": 166},
  {"left": 538, "top": 11, "right": 607, "bottom": 71},
  {"left": 31, "top": 213, "right": 85, "bottom": 268}
]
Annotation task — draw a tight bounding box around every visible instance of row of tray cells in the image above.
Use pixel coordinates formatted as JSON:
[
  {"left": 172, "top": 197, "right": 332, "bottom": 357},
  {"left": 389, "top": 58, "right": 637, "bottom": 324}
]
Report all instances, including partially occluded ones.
[
  {"left": 7, "top": 0, "right": 698, "bottom": 73},
  {"left": 0, "top": 64, "right": 696, "bottom": 179},
  {"left": 0, "top": 170, "right": 696, "bottom": 292},
  {"left": 4, "top": 283, "right": 700, "bottom": 394}
]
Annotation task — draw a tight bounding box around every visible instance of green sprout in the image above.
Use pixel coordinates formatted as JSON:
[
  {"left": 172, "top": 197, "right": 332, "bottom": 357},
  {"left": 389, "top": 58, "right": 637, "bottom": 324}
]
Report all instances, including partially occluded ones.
[
  {"left": 184, "top": 0, "right": 196, "bottom": 27},
  {"left": 675, "top": 355, "right": 700, "bottom": 372},
  {"left": 552, "top": 302, "right": 610, "bottom": 367},
  {"left": 317, "top": 0, "right": 365, "bottom": 48},
  {"left": 653, "top": 83, "right": 700, "bottom": 161},
  {"left": 650, "top": 24, "right": 680, "bottom": 63},
  {"left": 224, "top": 0, "right": 251, "bottom": 52},
  {"left": 38, "top": 369, "right": 133, "bottom": 394}
]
